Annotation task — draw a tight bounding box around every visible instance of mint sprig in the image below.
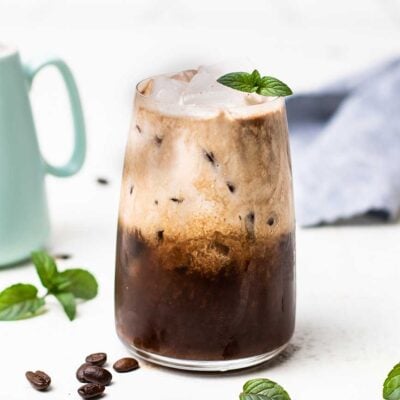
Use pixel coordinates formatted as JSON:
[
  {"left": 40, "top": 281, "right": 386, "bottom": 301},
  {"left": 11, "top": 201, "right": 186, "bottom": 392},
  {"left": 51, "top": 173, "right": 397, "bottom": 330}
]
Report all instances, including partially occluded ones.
[
  {"left": 217, "top": 70, "right": 292, "bottom": 97},
  {"left": 240, "top": 378, "right": 291, "bottom": 400},
  {"left": 0, "top": 251, "right": 98, "bottom": 322}
]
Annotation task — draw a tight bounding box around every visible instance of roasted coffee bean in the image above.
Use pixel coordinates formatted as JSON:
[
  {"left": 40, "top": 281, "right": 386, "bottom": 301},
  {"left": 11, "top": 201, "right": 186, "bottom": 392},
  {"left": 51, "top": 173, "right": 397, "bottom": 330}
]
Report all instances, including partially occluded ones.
[
  {"left": 85, "top": 352, "right": 107, "bottom": 366},
  {"left": 113, "top": 357, "right": 139, "bottom": 373},
  {"left": 83, "top": 365, "right": 112, "bottom": 386},
  {"left": 78, "top": 383, "right": 105, "bottom": 399},
  {"left": 25, "top": 370, "right": 51, "bottom": 391},
  {"left": 54, "top": 253, "right": 72, "bottom": 260},
  {"left": 76, "top": 363, "right": 91, "bottom": 383},
  {"left": 96, "top": 177, "right": 109, "bottom": 185}
]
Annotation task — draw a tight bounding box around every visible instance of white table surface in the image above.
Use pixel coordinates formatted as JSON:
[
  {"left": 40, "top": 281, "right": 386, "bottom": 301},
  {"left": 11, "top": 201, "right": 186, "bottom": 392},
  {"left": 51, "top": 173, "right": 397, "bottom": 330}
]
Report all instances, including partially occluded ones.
[{"left": 1, "top": 1, "right": 400, "bottom": 399}]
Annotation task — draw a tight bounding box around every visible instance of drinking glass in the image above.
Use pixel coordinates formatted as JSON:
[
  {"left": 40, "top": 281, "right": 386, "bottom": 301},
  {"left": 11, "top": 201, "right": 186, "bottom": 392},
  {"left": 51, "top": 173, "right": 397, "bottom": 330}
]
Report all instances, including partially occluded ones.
[{"left": 115, "top": 71, "right": 296, "bottom": 371}]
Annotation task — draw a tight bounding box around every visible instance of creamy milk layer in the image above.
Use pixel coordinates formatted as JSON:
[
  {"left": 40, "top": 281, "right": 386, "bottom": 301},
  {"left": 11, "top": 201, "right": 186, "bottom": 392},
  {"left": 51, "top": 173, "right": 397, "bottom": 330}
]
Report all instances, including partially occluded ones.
[{"left": 118, "top": 69, "right": 294, "bottom": 275}]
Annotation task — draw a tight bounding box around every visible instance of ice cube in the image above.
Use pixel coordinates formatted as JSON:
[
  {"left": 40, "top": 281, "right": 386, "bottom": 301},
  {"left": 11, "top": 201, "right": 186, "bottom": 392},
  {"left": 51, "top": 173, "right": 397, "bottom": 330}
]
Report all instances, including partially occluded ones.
[
  {"left": 171, "top": 69, "right": 197, "bottom": 82},
  {"left": 150, "top": 76, "right": 188, "bottom": 103},
  {"left": 182, "top": 70, "right": 248, "bottom": 108},
  {"left": 181, "top": 59, "right": 263, "bottom": 108}
]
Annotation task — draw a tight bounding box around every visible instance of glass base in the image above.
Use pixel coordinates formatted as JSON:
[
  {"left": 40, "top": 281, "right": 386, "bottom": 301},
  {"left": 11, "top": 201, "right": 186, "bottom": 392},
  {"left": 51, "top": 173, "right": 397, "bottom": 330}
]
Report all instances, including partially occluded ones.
[{"left": 125, "top": 342, "right": 290, "bottom": 372}]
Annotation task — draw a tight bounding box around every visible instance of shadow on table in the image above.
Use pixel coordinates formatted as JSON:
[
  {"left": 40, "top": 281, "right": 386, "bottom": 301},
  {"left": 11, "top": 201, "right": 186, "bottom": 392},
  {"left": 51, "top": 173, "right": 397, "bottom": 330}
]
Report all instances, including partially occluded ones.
[{"left": 0, "top": 256, "right": 32, "bottom": 271}]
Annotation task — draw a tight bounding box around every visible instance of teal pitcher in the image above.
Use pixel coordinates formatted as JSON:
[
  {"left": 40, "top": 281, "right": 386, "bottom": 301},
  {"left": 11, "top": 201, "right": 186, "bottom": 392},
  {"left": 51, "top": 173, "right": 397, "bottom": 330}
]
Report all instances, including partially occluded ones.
[{"left": 0, "top": 44, "right": 86, "bottom": 266}]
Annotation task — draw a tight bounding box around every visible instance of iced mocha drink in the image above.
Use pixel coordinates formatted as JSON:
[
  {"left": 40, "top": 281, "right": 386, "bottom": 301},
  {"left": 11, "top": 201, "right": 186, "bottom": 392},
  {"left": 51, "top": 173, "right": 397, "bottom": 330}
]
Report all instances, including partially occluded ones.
[{"left": 115, "top": 66, "right": 296, "bottom": 371}]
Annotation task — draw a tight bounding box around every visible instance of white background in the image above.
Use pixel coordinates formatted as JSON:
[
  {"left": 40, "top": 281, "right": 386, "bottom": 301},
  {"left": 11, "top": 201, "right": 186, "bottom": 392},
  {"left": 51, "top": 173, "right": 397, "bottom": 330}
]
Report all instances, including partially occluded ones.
[{"left": 1, "top": 0, "right": 400, "bottom": 399}]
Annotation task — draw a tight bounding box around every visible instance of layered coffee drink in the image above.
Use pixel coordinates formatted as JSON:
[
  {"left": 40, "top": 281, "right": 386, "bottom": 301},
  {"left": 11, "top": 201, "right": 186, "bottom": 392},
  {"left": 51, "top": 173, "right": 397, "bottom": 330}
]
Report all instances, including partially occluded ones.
[{"left": 115, "top": 64, "right": 296, "bottom": 371}]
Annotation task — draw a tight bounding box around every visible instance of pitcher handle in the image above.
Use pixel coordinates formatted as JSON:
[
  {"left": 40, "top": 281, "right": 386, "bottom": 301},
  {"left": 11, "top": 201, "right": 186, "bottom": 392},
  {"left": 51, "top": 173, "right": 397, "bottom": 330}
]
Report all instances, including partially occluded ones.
[{"left": 24, "top": 57, "right": 86, "bottom": 177}]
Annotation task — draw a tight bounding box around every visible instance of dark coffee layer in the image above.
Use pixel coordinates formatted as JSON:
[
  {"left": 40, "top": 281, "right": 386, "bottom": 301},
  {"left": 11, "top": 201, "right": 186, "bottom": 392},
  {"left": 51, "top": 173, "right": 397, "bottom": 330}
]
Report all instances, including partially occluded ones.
[{"left": 115, "top": 227, "right": 295, "bottom": 361}]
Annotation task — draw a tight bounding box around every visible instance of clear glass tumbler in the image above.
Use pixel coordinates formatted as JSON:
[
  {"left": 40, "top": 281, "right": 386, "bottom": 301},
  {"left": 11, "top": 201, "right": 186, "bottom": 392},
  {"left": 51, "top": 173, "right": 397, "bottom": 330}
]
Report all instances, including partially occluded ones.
[{"left": 115, "top": 70, "right": 296, "bottom": 371}]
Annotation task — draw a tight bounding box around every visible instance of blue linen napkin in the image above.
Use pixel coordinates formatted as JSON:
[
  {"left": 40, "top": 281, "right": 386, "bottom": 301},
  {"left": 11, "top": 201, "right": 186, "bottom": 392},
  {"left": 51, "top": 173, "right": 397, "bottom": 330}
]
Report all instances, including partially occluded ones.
[{"left": 286, "top": 58, "right": 400, "bottom": 226}]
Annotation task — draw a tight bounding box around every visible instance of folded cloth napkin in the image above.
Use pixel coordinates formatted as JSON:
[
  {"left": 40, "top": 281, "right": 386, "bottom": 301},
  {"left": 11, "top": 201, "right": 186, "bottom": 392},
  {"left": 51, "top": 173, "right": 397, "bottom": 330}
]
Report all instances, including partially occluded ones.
[{"left": 286, "top": 58, "right": 400, "bottom": 226}]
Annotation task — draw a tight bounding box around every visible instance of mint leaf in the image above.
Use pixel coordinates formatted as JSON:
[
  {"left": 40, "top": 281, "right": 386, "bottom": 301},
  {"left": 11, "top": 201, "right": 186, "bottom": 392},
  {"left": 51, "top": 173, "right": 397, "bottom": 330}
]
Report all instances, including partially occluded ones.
[
  {"left": 31, "top": 251, "right": 58, "bottom": 290},
  {"left": 217, "top": 72, "right": 259, "bottom": 93},
  {"left": 258, "top": 77, "right": 293, "bottom": 97},
  {"left": 54, "top": 292, "right": 76, "bottom": 321},
  {"left": 240, "top": 394, "right": 270, "bottom": 400},
  {"left": 241, "top": 378, "right": 291, "bottom": 400},
  {"left": 384, "top": 363, "right": 400, "bottom": 400},
  {"left": 251, "top": 69, "right": 261, "bottom": 82},
  {"left": 217, "top": 70, "right": 292, "bottom": 97},
  {"left": 54, "top": 269, "right": 98, "bottom": 300},
  {"left": 0, "top": 284, "right": 45, "bottom": 320}
]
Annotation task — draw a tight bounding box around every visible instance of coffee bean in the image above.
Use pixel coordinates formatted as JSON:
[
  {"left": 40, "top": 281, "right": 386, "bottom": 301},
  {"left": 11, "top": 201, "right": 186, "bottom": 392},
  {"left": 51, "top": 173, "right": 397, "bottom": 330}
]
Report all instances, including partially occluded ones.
[
  {"left": 78, "top": 383, "right": 105, "bottom": 399},
  {"left": 76, "top": 363, "right": 91, "bottom": 383},
  {"left": 54, "top": 253, "right": 72, "bottom": 260},
  {"left": 96, "top": 177, "right": 109, "bottom": 185},
  {"left": 85, "top": 352, "right": 107, "bottom": 366},
  {"left": 113, "top": 357, "right": 139, "bottom": 373},
  {"left": 83, "top": 365, "right": 112, "bottom": 386},
  {"left": 25, "top": 370, "right": 51, "bottom": 391}
]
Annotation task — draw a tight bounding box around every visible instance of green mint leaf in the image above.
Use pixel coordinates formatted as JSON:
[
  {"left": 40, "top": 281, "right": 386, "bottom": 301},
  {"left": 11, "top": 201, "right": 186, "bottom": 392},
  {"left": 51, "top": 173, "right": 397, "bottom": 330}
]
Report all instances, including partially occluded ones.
[
  {"left": 240, "top": 394, "right": 270, "bottom": 400},
  {"left": 0, "top": 284, "right": 45, "bottom": 321},
  {"left": 217, "top": 70, "right": 292, "bottom": 97},
  {"left": 54, "top": 292, "right": 76, "bottom": 321},
  {"left": 241, "top": 378, "right": 291, "bottom": 400},
  {"left": 217, "top": 72, "right": 259, "bottom": 93},
  {"left": 251, "top": 69, "right": 261, "bottom": 82},
  {"left": 54, "top": 269, "right": 98, "bottom": 300},
  {"left": 384, "top": 363, "right": 400, "bottom": 400},
  {"left": 31, "top": 251, "right": 58, "bottom": 290},
  {"left": 258, "top": 77, "right": 293, "bottom": 97}
]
